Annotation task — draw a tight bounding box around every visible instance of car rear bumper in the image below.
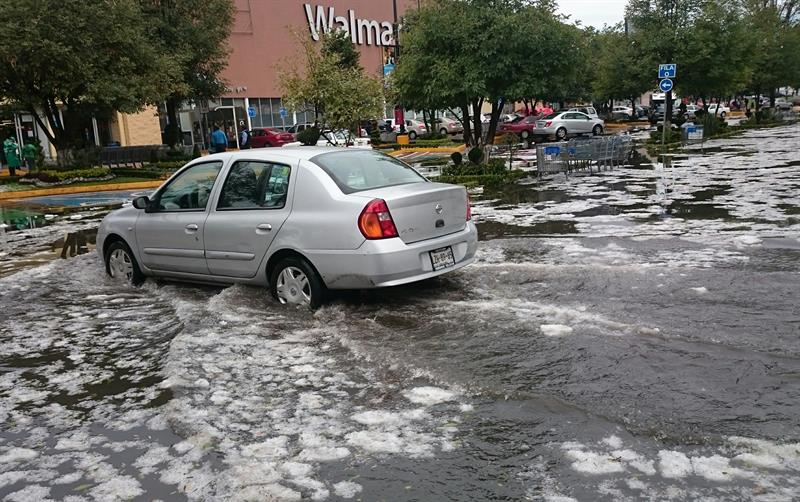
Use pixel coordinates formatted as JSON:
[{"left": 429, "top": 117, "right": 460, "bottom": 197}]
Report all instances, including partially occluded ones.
[{"left": 308, "top": 222, "right": 478, "bottom": 289}]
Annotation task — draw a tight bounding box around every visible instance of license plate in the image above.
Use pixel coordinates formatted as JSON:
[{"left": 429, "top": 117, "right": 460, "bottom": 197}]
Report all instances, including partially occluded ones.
[{"left": 429, "top": 246, "right": 456, "bottom": 271}]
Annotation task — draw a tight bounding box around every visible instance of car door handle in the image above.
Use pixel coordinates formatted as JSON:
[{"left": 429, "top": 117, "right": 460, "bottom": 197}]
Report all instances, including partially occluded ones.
[
  {"left": 257, "top": 223, "right": 272, "bottom": 231},
  {"left": 185, "top": 224, "right": 199, "bottom": 231}
]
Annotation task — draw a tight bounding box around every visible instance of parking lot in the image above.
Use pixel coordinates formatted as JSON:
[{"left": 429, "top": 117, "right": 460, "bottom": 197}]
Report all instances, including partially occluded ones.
[{"left": 1, "top": 124, "right": 799, "bottom": 501}]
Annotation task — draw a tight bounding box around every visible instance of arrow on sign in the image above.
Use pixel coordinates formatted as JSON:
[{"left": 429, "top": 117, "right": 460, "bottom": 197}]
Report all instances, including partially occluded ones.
[{"left": 659, "top": 78, "right": 674, "bottom": 93}]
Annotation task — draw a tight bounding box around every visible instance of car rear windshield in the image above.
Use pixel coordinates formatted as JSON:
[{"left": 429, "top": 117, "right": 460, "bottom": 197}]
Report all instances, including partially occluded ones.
[{"left": 311, "top": 150, "right": 428, "bottom": 194}]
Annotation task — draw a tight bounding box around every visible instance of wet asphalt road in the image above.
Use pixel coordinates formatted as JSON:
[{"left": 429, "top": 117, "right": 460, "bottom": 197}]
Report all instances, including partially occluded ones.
[{"left": 1, "top": 124, "right": 799, "bottom": 501}]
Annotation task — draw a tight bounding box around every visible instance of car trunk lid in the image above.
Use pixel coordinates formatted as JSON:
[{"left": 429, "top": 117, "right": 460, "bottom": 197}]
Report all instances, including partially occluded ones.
[{"left": 354, "top": 183, "right": 467, "bottom": 244}]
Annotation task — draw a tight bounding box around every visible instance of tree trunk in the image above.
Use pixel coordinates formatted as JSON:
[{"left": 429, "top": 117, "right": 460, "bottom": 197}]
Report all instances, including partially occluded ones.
[
  {"left": 460, "top": 98, "right": 473, "bottom": 147},
  {"left": 471, "top": 97, "right": 483, "bottom": 148},
  {"left": 484, "top": 98, "right": 504, "bottom": 153},
  {"left": 165, "top": 97, "right": 183, "bottom": 148}
]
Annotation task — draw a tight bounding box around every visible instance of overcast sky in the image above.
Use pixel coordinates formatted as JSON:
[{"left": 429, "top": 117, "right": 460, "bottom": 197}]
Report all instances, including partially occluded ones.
[{"left": 556, "top": 0, "right": 628, "bottom": 29}]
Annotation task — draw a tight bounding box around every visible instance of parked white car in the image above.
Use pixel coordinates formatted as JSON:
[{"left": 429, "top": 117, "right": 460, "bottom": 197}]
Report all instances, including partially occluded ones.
[
  {"left": 707, "top": 104, "right": 730, "bottom": 118},
  {"left": 434, "top": 117, "right": 464, "bottom": 135},
  {"left": 98, "top": 148, "right": 478, "bottom": 308},
  {"left": 568, "top": 106, "right": 599, "bottom": 119},
  {"left": 404, "top": 119, "right": 428, "bottom": 139},
  {"left": 533, "top": 111, "right": 604, "bottom": 140},
  {"left": 283, "top": 130, "right": 371, "bottom": 149}
]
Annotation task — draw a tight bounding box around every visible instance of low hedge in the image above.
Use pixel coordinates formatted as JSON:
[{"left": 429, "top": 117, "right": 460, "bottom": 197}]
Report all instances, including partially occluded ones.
[
  {"left": 0, "top": 176, "right": 21, "bottom": 185},
  {"left": 23, "top": 167, "right": 110, "bottom": 183},
  {"left": 110, "top": 168, "right": 168, "bottom": 179},
  {"left": 441, "top": 159, "right": 509, "bottom": 176}
]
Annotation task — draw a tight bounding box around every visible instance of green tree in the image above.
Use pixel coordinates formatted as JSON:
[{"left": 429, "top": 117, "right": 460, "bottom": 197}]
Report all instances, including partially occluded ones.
[
  {"left": 678, "top": 0, "right": 753, "bottom": 110},
  {"left": 592, "top": 27, "right": 652, "bottom": 111},
  {"left": 744, "top": 0, "right": 800, "bottom": 107},
  {"left": 395, "top": 0, "right": 578, "bottom": 150},
  {"left": 141, "top": 0, "right": 235, "bottom": 148},
  {"left": 625, "top": 0, "right": 703, "bottom": 122},
  {"left": 322, "top": 29, "right": 361, "bottom": 70},
  {"left": 0, "top": 0, "right": 176, "bottom": 164},
  {"left": 278, "top": 32, "right": 384, "bottom": 137}
]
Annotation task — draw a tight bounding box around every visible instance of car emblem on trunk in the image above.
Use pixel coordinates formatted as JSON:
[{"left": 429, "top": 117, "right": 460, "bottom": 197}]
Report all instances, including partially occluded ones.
[{"left": 435, "top": 203, "right": 443, "bottom": 214}]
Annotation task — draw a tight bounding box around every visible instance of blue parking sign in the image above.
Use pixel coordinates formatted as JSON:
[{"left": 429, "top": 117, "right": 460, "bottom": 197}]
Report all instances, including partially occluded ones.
[
  {"left": 544, "top": 146, "right": 560, "bottom": 156},
  {"left": 247, "top": 106, "right": 257, "bottom": 118},
  {"left": 659, "top": 78, "right": 674, "bottom": 93}
]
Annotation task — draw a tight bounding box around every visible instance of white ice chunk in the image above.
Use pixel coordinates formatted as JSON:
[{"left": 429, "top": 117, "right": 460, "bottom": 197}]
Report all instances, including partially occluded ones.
[
  {"left": 333, "top": 480, "right": 363, "bottom": 499},
  {"left": 402, "top": 386, "right": 456, "bottom": 406},
  {"left": 540, "top": 324, "right": 574, "bottom": 337}
]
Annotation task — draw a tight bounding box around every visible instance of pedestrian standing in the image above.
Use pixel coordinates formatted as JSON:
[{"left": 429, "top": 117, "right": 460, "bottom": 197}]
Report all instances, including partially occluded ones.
[
  {"left": 211, "top": 125, "right": 228, "bottom": 153},
  {"left": 3, "top": 137, "right": 21, "bottom": 177},
  {"left": 22, "top": 142, "right": 38, "bottom": 171},
  {"left": 240, "top": 129, "right": 249, "bottom": 149}
]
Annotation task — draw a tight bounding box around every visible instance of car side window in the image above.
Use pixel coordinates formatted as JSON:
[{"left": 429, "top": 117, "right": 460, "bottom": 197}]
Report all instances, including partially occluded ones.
[
  {"left": 157, "top": 161, "right": 223, "bottom": 211},
  {"left": 217, "top": 161, "right": 291, "bottom": 210}
]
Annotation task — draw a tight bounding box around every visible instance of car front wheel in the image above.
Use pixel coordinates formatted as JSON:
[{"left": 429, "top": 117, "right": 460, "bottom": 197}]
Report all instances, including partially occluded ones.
[
  {"left": 270, "top": 256, "right": 326, "bottom": 309},
  {"left": 592, "top": 125, "right": 603, "bottom": 136},
  {"left": 521, "top": 130, "right": 529, "bottom": 139},
  {"left": 409, "top": 131, "right": 417, "bottom": 140},
  {"left": 105, "top": 240, "right": 145, "bottom": 285},
  {"left": 556, "top": 127, "right": 567, "bottom": 140},
  {"left": 720, "top": 112, "right": 727, "bottom": 119},
  {"left": 439, "top": 128, "right": 448, "bottom": 135}
]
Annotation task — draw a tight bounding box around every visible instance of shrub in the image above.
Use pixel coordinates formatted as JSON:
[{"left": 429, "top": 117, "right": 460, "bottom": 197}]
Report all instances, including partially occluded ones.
[
  {"left": 450, "top": 152, "right": 463, "bottom": 166},
  {"left": 442, "top": 158, "right": 507, "bottom": 177},
  {"left": 467, "top": 147, "right": 484, "bottom": 164},
  {"left": 298, "top": 127, "right": 321, "bottom": 146},
  {"left": 24, "top": 166, "right": 111, "bottom": 183},
  {"left": 419, "top": 132, "right": 447, "bottom": 141}
]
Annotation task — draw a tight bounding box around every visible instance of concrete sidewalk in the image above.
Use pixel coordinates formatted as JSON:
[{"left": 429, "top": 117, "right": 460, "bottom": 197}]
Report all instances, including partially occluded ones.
[{"left": 0, "top": 180, "right": 162, "bottom": 201}]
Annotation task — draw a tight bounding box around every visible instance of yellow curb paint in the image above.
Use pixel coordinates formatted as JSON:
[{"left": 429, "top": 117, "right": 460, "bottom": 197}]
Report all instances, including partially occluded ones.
[
  {"left": 387, "top": 145, "right": 467, "bottom": 156},
  {"left": 0, "top": 180, "right": 163, "bottom": 201}
]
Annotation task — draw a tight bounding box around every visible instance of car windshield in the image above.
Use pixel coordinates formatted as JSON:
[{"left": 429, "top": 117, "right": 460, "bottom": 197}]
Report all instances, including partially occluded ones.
[
  {"left": 312, "top": 150, "right": 428, "bottom": 194},
  {"left": 542, "top": 112, "right": 561, "bottom": 119},
  {"left": 509, "top": 116, "right": 523, "bottom": 123}
]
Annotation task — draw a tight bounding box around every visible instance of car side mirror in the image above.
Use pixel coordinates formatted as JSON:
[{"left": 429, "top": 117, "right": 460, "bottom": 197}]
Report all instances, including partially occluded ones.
[{"left": 132, "top": 196, "right": 149, "bottom": 210}]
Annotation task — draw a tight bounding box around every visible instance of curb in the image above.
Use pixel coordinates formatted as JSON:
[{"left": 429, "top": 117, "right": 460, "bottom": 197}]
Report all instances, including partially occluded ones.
[{"left": 0, "top": 180, "right": 163, "bottom": 201}]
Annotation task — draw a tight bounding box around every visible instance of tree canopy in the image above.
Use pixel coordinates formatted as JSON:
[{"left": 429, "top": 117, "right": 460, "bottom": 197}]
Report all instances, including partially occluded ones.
[
  {"left": 278, "top": 32, "right": 384, "bottom": 135},
  {"left": 0, "top": 0, "right": 177, "bottom": 162}
]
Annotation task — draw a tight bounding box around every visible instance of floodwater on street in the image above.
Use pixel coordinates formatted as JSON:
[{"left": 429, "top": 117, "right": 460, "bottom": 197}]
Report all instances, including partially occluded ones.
[{"left": 1, "top": 124, "right": 799, "bottom": 501}]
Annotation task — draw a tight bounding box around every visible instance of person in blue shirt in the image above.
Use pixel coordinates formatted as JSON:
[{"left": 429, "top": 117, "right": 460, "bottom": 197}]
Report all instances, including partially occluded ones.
[{"left": 210, "top": 125, "right": 228, "bottom": 153}]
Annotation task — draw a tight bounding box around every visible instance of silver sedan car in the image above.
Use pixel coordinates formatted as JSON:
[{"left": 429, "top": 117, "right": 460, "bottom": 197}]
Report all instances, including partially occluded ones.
[
  {"left": 98, "top": 148, "right": 478, "bottom": 308},
  {"left": 532, "top": 111, "right": 604, "bottom": 141}
]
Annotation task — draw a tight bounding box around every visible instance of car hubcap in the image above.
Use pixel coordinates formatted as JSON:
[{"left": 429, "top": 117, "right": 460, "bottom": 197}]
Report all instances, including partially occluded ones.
[
  {"left": 109, "top": 249, "right": 133, "bottom": 280},
  {"left": 276, "top": 266, "right": 311, "bottom": 306}
]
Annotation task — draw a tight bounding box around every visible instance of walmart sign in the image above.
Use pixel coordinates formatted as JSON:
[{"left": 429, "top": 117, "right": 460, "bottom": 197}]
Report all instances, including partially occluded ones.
[{"left": 304, "top": 4, "right": 395, "bottom": 47}]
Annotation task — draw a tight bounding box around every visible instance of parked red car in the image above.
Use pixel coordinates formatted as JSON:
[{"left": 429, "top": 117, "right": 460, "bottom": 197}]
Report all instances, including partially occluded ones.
[
  {"left": 497, "top": 115, "right": 539, "bottom": 139},
  {"left": 248, "top": 128, "right": 294, "bottom": 148}
]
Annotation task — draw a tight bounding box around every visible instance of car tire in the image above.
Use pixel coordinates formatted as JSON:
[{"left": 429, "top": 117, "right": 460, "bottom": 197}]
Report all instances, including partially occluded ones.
[
  {"left": 592, "top": 125, "right": 603, "bottom": 136},
  {"left": 521, "top": 130, "right": 530, "bottom": 139},
  {"left": 556, "top": 127, "right": 567, "bottom": 140},
  {"left": 104, "top": 240, "right": 145, "bottom": 285},
  {"left": 720, "top": 112, "right": 727, "bottom": 119},
  {"left": 439, "top": 128, "right": 448, "bottom": 135},
  {"left": 270, "top": 256, "right": 326, "bottom": 309},
  {"left": 409, "top": 131, "right": 417, "bottom": 140}
]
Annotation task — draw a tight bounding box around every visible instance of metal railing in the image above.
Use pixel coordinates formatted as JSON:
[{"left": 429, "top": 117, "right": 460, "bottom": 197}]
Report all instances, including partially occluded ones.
[{"left": 535, "top": 135, "right": 634, "bottom": 179}]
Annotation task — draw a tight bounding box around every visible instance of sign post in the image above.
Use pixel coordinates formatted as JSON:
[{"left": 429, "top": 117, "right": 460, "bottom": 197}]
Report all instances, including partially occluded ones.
[
  {"left": 658, "top": 64, "right": 677, "bottom": 148},
  {"left": 279, "top": 107, "right": 288, "bottom": 130}
]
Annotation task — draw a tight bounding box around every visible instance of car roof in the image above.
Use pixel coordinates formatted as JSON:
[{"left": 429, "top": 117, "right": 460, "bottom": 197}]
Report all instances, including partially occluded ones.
[{"left": 201, "top": 147, "right": 347, "bottom": 163}]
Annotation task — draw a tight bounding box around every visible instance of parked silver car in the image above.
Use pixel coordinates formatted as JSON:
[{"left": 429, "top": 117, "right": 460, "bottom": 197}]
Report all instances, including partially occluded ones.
[
  {"left": 532, "top": 111, "right": 604, "bottom": 141},
  {"left": 98, "top": 148, "right": 478, "bottom": 308}
]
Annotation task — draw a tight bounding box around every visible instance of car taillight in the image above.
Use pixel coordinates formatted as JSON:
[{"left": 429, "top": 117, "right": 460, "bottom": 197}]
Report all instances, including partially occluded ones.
[
  {"left": 466, "top": 194, "right": 472, "bottom": 221},
  {"left": 358, "top": 199, "right": 398, "bottom": 239},
  {"left": 545, "top": 121, "right": 552, "bottom": 127}
]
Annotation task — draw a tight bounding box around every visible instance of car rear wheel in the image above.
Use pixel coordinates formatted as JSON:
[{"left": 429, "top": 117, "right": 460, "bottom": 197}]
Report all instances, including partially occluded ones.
[
  {"left": 720, "top": 112, "right": 727, "bottom": 119},
  {"left": 270, "top": 256, "right": 326, "bottom": 309},
  {"left": 521, "top": 130, "right": 530, "bottom": 139},
  {"left": 439, "top": 128, "right": 448, "bottom": 135},
  {"left": 556, "top": 127, "right": 567, "bottom": 140},
  {"left": 105, "top": 240, "right": 145, "bottom": 285},
  {"left": 592, "top": 125, "right": 603, "bottom": 136},
  {"left": 409, "top": 131, "right": 417, "bottom": 140}
]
